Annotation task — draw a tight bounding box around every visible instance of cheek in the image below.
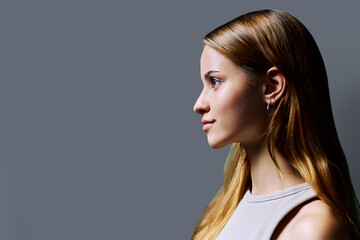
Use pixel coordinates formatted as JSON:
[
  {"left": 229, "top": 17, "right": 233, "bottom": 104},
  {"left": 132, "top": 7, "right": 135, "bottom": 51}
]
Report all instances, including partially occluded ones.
[
  {"left": 222, "top": 88, "right": 260, "bottom": 118},
  {"left": 218, "top": 87, "right": 266, "bottom": 134}
]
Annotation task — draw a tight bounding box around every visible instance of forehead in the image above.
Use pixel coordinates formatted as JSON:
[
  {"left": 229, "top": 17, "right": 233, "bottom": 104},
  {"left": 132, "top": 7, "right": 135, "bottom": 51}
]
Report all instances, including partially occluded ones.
[
  {"left": 200, "top": 45, "right": 244, "bottom": 79},
  {"left": 200, "top": 45, "right": 228, "bottom": 69}
]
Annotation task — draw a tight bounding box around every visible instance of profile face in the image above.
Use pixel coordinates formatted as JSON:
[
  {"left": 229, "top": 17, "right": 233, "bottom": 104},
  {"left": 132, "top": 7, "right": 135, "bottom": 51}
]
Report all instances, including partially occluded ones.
[{"left": 193, "top": 45, "right": 268, "bottom": 149}]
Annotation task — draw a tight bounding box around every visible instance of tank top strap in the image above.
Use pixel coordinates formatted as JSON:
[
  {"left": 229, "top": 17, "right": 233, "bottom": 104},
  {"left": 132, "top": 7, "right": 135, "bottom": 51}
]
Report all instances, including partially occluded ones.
[
  {"left": 216, "top": 182, "right": 318, "bottom": 240},
  {"left": 262, "top": 185, "right": 318, "bottom": 239}
]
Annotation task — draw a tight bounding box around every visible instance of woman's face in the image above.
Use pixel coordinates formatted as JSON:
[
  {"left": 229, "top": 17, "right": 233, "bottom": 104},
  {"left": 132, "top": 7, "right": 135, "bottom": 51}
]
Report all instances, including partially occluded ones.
[{"left": 193, "top": 45, "right": 269, "bottom": 149}]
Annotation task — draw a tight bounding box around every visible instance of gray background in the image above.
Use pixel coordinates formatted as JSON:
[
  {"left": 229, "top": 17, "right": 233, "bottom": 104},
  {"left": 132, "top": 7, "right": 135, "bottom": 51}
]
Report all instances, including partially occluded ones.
[{"left": 0, "top": 0, "right": 359, "bottom": 239}]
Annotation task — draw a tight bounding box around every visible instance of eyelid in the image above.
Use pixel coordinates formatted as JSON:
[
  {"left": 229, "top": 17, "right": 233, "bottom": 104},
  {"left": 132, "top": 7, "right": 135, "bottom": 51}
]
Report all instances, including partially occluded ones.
[{"left": 209, "top": 76, "right": 222, "bottom": 88}]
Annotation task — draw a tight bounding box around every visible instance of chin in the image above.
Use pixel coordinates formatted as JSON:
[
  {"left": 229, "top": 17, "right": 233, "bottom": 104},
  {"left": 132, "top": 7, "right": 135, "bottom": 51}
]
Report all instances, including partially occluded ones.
[{"left": 207, "top": 136, "right": 230, "bottom": 149}]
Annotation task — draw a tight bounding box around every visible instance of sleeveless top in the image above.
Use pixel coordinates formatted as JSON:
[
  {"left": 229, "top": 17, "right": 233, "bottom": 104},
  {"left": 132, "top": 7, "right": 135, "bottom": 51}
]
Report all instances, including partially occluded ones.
[{"left": 216, "top": 182, "right": 317, "bottom": 240}]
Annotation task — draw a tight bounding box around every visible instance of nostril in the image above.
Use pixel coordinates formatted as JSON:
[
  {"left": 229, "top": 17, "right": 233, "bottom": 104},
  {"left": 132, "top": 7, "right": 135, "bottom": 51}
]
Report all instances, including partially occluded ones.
[
  {"left": 198, "top": 110, "right": 208, "bottom": 116},
  {"left": 193, "top": 104, "right": 202, "bottom": 114},
  {"left": 193, "top": 99, "right": 210, "bottom": 115}
]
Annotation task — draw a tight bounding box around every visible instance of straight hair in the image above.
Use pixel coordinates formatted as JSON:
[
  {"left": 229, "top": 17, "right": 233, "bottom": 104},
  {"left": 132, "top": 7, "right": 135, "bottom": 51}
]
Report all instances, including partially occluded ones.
[{"left": 192, "top": 9, "right": 360, "bottom": 240}]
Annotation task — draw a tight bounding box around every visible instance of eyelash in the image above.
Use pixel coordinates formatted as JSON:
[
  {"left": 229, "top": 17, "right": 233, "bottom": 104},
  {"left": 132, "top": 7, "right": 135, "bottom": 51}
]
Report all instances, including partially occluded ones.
[{"left": 209, "top": 77, "right": 222, "bottom": 88}]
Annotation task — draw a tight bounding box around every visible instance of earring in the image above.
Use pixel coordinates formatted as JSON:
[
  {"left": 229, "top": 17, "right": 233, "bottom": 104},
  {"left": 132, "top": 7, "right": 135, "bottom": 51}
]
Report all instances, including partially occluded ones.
[{"left": 266, "top": 98, "right": 275, "bottom": 111}]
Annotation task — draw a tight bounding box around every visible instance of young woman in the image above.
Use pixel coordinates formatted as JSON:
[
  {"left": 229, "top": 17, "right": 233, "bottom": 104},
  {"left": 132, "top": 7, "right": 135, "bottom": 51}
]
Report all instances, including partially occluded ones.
[{"left": 192, "top": 9, "right": 360, "bottom": 240}]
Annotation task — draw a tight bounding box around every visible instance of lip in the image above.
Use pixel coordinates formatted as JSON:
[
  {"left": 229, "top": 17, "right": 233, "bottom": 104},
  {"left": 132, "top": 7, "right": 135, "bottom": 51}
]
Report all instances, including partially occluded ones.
[
  {"left": 201, "top": 119, "right": 215, "bottom": 125},
  {"left": 202, "top": 120, "right": 215, "bottom": 131},
  {"left": 203, "top": 122, "right": 214, "bottom": 131}
]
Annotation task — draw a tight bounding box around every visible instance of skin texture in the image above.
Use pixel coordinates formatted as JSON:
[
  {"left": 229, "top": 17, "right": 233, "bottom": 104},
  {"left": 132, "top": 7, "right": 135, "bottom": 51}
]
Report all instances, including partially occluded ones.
[
  {"left": 194, "top": 45, "right": 304, "bottom": 195},
  {"left": 193, "top": 45, "right": 351, "bottom": 239},
  {"left": 272, "top": 198, "right": 350, "bottom": 240},
  {"left": 193, "top": 45, "right": 268, "bottom": 149}
]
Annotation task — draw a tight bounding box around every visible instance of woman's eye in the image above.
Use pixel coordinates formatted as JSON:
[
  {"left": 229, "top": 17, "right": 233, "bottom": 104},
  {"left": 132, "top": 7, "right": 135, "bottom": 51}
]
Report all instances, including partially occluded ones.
[{"left": 210, "top": 77, "right": 221, "bottom": 88}]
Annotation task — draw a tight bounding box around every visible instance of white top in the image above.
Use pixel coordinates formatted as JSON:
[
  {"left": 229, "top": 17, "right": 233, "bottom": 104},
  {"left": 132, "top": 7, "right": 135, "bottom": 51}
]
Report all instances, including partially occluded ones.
[{"left": 216, "top": 182, "right": 317, "bottom": 240}]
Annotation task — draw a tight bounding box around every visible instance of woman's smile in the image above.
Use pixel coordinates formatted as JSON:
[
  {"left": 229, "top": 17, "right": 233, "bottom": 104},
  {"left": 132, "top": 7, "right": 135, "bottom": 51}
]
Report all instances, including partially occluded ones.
[{"left": 193, "top": 45, "right": 268, "bottom": 148}]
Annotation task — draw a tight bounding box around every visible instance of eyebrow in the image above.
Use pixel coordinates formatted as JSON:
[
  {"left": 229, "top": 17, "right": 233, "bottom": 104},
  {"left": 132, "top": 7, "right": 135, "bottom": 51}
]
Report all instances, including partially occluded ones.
[{"left": 204, "top": 70, "right": 220, "bottom": 80}]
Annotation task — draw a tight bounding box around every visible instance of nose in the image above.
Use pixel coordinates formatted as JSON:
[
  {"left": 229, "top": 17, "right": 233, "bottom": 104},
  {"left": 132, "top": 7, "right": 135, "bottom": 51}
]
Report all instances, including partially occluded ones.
[{"left": 193, "top": 89, "right": 210, "bottom": 115}]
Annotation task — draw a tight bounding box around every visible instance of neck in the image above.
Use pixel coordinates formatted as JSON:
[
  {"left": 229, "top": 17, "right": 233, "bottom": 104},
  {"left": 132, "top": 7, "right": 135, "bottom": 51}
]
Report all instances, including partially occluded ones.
[{"left": 243, "top": 138, "right": 305, "bottom": 196}]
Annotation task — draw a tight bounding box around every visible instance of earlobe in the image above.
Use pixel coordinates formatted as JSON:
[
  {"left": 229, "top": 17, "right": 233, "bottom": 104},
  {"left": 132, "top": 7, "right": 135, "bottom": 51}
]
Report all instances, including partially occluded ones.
[
  {"left": 266, "top": 98, "right": 275, "bottom": 111},
  {"left": 263, "top": 66, "right": 287, "bottom": 104}
]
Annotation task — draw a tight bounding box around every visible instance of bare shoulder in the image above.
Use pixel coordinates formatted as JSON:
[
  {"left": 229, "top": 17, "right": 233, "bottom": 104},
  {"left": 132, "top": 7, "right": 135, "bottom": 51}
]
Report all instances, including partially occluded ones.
[{"left": 291, "top": 199, "right": 350, "bottom": 240}]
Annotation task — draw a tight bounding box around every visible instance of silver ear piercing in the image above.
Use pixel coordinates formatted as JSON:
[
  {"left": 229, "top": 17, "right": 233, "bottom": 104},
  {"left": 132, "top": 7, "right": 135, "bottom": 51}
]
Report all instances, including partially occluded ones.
[{"left": 266, "top": 98, "right": 275, "bottom": 111}]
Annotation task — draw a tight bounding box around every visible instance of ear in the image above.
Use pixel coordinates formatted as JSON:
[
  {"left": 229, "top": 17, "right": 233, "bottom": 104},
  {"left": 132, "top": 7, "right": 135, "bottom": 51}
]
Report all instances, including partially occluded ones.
[{"left": 263, "top": 66, "right": 287, "bottom": 105}]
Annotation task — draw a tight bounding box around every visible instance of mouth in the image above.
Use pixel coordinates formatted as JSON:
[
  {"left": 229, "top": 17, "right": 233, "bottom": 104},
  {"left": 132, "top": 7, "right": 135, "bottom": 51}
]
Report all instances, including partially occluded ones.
[{"left": 203, "top": 120, "right": 215, "bottom": 131}]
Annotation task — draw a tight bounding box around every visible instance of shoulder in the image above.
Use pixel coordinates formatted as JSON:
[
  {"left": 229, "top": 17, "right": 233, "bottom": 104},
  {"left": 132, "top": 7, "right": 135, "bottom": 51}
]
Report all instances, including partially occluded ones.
[{"left": 291, "top": 199, "right": 350, "bottom": 240}]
